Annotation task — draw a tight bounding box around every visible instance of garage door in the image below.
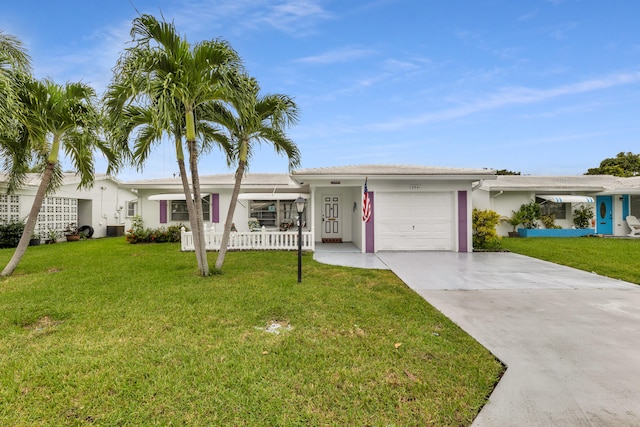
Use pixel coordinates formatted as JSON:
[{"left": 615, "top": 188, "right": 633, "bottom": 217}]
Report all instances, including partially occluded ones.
[{"left": 376, "top": 192, "right": 454, "bottom": 251}]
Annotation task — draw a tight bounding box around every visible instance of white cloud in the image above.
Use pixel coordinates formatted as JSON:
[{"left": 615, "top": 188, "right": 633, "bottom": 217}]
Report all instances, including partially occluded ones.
[
  {"left": 295, "top": 47, "right": 376, "bottom": 65},
  {"left": 170, "top": 0, "right": 332, "bottom": 37},
  {"left": 374, "top": 71, "right": 640, "bottom": 130}
]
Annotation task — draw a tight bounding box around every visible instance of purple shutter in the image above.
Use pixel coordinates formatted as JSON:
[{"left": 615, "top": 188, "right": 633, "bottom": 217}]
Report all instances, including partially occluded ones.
[
  {"left": 365, "top": 192, "right": 375, "bottom": 253},
  {"left": 212, "top": 193, "right": 219, "bottom": 223},
  {"left": 458, "top": 191, "right": 468, "bottom": 252},
  {"left": 160, "top": 200, "right": 167, "bottom": 224}
]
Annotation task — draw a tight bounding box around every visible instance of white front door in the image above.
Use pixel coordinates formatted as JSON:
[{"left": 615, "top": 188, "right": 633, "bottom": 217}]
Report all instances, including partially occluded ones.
[{"left": 322, "top": 195, "right": 342, "bottom": 242}]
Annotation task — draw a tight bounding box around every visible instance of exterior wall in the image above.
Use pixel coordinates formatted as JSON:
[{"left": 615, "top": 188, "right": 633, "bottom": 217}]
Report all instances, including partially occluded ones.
[
  {"left": 613, "top": 195, "right": 631, "bottom": 237},
  {"left": 54, "top": 179, "right": 137, "bottom": 238},
  {"left": 134, "top": 188, "right": 236, "bottom": 232},
  {"left": 479, "top": 190, "right": 598, "bottom": 237},
  {"left": 9, "top": 178, "right": 135, "bottom": 239}
]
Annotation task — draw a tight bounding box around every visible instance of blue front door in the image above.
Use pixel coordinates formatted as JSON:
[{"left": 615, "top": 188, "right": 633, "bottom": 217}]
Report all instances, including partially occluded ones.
[{"left": 596, "top": 196, "right": 613, "bottom": 234}]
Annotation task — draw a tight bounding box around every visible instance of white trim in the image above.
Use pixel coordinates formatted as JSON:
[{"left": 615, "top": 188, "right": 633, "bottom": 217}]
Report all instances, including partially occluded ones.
[
  {"left": 238, "top": 193, "right": 309, "bottom": 200},
  {"left": 148, "top": 193, "right": 205, "bottom": 201}
]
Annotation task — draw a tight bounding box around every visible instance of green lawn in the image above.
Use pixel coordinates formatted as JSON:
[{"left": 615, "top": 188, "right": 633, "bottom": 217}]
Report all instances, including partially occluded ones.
[
  {"left": 0, "top": 238, "right": 503, "bottom": 426},
  {"left": 501, "top": 237, "right": 640, "bottom": 285}
]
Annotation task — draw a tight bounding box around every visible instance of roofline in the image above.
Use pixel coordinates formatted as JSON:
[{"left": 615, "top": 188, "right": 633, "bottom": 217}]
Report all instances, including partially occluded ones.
[
  {"left": 292, "top": 174, "right": 497, "bottom": 181},
  {"left": 485, "top": 186, "right": 606, "bottom": 192}
]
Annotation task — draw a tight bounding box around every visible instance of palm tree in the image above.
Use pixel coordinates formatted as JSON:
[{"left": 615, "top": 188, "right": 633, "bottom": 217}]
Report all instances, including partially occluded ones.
[
  {"left": 1, "top": 77, "right": 116, "bottom": 276},
  {"left": 0, "top": 31, "right": 31, "bottom": 151},
  {"left": 105, "top": 14, "right": 243, "bottom": 276},
  {"left": 213, "top": 76, "right": 300, "bottom": 270}
]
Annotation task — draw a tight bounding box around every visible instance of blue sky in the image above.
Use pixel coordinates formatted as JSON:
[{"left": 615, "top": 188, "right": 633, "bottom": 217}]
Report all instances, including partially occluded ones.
[{"left": 3, "top": 0, "right": 640, "bottom": 180}]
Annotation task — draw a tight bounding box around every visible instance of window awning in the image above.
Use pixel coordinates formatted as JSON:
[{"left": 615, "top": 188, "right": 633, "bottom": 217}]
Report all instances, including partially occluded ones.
[
  {"left": 148, "top": 194, "right": 206, "bottom": 201},
  {"left": 537, "top": 195, "right": 594, "bottom": 203},
  {"left": 237, "top": 193, "right": 309, "bottom": 201}
]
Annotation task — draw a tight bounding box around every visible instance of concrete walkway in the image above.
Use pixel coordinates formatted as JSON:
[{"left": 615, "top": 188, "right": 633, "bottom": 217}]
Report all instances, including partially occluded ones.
[{"left": 314, "top": 248, "right": 640, "bottom": 426}]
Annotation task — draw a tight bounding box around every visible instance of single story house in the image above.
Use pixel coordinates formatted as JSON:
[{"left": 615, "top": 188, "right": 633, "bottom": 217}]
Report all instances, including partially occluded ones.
[
  {"left": 472, "top": 175, "right": 640, "bottom": 237},
  {"left": 122, "top": 165, "right": 497, "bottom": 253},
  {"left": 0, "top": 173, "right": 137, "bottom": 239}
]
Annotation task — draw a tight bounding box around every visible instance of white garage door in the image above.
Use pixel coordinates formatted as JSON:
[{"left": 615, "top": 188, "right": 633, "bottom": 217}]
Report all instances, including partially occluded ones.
[{"left": 376, "top": 192, "right": 454, "bottom": 251}]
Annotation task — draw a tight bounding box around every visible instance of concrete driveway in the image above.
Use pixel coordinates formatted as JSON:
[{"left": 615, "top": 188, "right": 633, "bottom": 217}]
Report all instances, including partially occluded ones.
[{"left": 374, "top": 252, "right": 640, "bottom": 426}]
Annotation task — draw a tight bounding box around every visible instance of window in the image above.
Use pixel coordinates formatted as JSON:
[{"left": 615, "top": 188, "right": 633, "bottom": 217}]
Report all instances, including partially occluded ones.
[
  {"left": 171, "top": 196, "right": 210, "bottom": 222},
  {"left": 536, "top": 197, "right": 567, "bottom": 220},
  {"left": 630, "top": 195, "right": 640, "bottom": 216},
  {"left": 249, "top": 199, "right": 306, "bottom": 229},
  {"left": 126, "top": 201, "right": 138, "bottom": 217}
]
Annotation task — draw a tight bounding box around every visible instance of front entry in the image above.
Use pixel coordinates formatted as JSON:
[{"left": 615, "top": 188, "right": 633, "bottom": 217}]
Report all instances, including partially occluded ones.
[
  {"left": 321, "top": 195, "right": 342, "bottom": 243},
  {"left": 596, "top": 196, "right": 613, "bottom": 235}
]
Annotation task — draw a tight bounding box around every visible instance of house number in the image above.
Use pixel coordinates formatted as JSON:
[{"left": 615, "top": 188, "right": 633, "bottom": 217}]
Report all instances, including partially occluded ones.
[{"left": 410, "top": 184, "right": 421, "bottom": 190}]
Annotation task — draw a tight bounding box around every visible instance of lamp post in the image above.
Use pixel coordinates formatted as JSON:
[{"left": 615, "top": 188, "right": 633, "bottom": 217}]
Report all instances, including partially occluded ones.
[{"left": 295, "top": 196, "right": 306, "bottom": 283}]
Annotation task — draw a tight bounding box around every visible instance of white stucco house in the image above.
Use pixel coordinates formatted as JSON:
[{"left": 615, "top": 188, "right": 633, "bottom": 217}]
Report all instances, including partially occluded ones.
[
  {"left": 473, "top": 175, "right": 640, "bottom": 237},
  {"left": 120, "top": 165, "right": 497, "bottom": 253},
  {"left": 7, "top": 166, "right": 640, "bottom": 248},
  {"left": 0, "top": 173, "right": 137, "bottom": 239}
]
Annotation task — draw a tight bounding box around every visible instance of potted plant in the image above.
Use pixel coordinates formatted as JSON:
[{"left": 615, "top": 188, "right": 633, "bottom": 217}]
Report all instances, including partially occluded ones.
[
  {"left": 29, "top": 232, "right": 41, "bottom": 246},
  {"left": 45, "top": 228, "right": 59, "bottom": 244},
  {"left": 64, "top": 223, "right": 81, "bottom": 242},
  {"left": 504, "top": 210, "right": 525, "bottom": 237}
]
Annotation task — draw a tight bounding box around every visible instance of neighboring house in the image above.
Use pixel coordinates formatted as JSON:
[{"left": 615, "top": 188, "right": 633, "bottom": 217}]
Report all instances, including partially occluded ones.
[
  {"left": 292, "top": 165, "right": 497, "bottom": 253},
  {"left": 472, "top": 175, "right": 640, "bottom": 237},
  {"left": 119, "top": 173, "right": 309, "bottom": 233},
  {"left": 0, "top": 173, "right": 137, "bottom": 238}
]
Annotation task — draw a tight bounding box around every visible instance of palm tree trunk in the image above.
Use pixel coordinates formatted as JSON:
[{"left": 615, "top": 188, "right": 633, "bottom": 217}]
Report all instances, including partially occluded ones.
[
  {"left": 188, "top": 138, "right": 209, "bottom": 276},
  {"left": 174, "top": 134, "right": 204, "bottom": 273},
  {"left": 215, "top": 160, "right": 245, "bottom": 270},
  {"left": 1, "top": 162, "right": 55, "bottom": 276},
  {"left": 185, "top": 107, "right": 208, "bottom": 276},
  {"left": 177, "top": 158, "right": 204, "bottom": 271}
]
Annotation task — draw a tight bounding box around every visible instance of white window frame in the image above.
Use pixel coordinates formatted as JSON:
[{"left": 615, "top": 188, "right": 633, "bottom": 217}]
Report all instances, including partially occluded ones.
[
  {"left": 171, "top": 196, "right": 210, "bottom": 222},
  {"left": 126, "top": 200, "right": 138, "bottom": 218}
]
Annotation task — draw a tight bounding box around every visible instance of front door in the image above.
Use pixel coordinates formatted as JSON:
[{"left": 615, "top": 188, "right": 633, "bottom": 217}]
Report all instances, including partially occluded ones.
[
  {"left": 322, "top": 195, "right": 342, "bottom": 243},
  {"left": 596, "top": 196, "right": 613, "bottom": 234}
]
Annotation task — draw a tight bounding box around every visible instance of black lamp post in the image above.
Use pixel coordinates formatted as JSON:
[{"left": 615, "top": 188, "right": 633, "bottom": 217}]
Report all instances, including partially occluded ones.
[{"left": 295, "top": 196, "right": 306, "bottom": 283}]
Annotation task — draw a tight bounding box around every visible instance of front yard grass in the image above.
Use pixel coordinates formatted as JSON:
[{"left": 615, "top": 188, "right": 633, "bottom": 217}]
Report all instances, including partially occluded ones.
[
  {"left": 0, "top": 238, "right": 503, "bottom": 426},
  {"left": 501, "top": 237, "right": 640, "bottom": 285}
]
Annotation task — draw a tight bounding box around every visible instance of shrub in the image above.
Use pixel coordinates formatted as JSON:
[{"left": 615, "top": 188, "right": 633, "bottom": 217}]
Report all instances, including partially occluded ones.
[
  {"left": 125, "top": 215, "right": 188, "bottom": 244},
  {"left": 540, "top": 214, "right": 561, "bottom": 229},
  {"left": 517, "top": 200, "right": 541, "bottom": 229},
  {"left": 573, "top": 205, "right": 594, "bottom": 229},
  {"left": 472, "top": 208, "right": 501, "bottom": 250},
  {"left": 0, "top": 221, "right": 25, "bottom": 248}
]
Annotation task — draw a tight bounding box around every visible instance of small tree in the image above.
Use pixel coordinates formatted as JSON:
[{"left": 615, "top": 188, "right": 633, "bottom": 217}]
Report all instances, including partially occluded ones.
[
  {"left": 472, "top": 208, "right": 501, "bottom": 250},
  {"left": 517, "top": 200, "right": 541, "bottom": 229},
  {"left": 573, "top": 205, "right": 594, "bottom": 229}
]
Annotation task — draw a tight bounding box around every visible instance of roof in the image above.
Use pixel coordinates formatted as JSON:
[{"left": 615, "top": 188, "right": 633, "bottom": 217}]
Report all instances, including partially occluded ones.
[
  {"left": 293, "top": 164, "right": 496, "bottom": 177},
  {"left": 0, "top": 172, "right": 119, "bottom": 188},
  {"left": 121, "top": 173, "right": 300, "bottom": 189},
  {"left": 477, "top": 175, "right": 618, "bottom": 192}
]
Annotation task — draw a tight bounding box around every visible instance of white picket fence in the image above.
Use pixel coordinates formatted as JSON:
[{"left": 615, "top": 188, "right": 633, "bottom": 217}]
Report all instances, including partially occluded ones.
[{"left": 180, "top": 226, "right": 314, "bottom": 251}]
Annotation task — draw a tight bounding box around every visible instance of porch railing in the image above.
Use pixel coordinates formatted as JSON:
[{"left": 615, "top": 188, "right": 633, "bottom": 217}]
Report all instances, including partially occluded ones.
[{"left": 180, "top": 227, "right": 314, "bottom": 251}]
